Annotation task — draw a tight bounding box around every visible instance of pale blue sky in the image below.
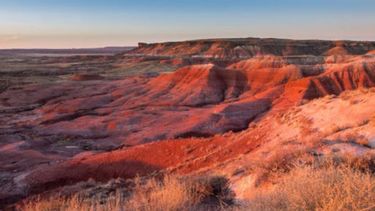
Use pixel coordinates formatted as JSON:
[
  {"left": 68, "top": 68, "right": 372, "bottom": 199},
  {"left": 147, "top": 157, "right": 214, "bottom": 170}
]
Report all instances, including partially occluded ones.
[{"left": 0, "top": 0, "right": 374, "bottom": 48}]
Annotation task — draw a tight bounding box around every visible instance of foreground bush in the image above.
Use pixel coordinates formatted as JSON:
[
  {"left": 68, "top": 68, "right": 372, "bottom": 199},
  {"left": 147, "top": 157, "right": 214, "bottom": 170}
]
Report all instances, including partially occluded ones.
[{"left": 246, "top": 164, "right": 375, "bottom": 211}]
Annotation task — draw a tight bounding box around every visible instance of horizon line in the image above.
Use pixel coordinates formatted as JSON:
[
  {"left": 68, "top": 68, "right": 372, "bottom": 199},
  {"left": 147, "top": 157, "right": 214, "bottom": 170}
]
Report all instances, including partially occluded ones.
[{"left": 1, "top": 36, "right": 375, "bottom": 50}]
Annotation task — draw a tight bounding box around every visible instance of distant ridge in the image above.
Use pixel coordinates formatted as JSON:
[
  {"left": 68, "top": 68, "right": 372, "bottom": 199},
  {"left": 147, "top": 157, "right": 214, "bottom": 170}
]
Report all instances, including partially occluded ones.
[
  {"left": 127, "top": 37, "right": 375, "bottom": 59},
  {"left": 138, "top": 37, "right": 375, "bottom": 46}
]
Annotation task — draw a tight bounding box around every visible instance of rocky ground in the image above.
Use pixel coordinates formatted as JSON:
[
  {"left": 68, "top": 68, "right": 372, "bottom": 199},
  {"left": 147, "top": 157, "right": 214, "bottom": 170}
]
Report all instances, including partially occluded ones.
[{"left": 0, "top": 38, "right": 375, "bottom": 207}]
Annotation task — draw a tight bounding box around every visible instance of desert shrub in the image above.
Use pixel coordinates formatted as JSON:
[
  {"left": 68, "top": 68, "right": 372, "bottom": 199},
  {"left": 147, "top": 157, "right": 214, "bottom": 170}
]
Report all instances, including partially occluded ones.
[
  {"left": 327, "top": 153, "right": 375, "bottom": 174},
  {"left": 244, "top": 163, "right": 375, "bottom": 211},
  {"left": 190, "top": 176, "right": 235, "bottom": 207},
  {"left": 123, "top": 175, "right": 194, "bottom": 211},
  {"left": 109, "top": 175, "right": 235, "bottom": 211}
]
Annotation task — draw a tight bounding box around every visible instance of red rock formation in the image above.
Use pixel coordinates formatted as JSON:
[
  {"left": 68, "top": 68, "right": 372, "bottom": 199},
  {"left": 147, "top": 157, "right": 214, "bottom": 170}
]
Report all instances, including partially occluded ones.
[
  {"left": 147, "top": 64, "right": 247, "bottom": 106},
  {"left": 228, "top": 55, "right": 302, "bottom": 94}
]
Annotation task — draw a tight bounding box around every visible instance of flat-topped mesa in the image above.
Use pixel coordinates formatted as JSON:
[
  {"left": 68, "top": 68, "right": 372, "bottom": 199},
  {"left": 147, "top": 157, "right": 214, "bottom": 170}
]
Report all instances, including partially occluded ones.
[
  {"left": 138, "top": 42, "right": 149, "bottom": 48},
  {"left": 125, "top": 38, "right": 375, "bottom": 59}
]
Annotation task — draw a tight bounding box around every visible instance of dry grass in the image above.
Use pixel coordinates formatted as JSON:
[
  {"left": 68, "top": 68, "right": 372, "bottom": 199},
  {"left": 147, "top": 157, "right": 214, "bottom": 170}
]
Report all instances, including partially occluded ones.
[
  {"left": 18, "top": 156, "right": 375, "bottom": 211},
  {"left": 244, "top": 163, "right": 375, "bottom": 211},
  {"left": 251, "top": 146, "right": 314, "bottom": 186},
  {"left": 20, "top": 175, "right": 234, "bottom": 211},
  {"left": 124, "top": 175, "right": 195, "bottom": 211},
  {"left": 20, "top": 195, "right": 122, "bottom": 211}
]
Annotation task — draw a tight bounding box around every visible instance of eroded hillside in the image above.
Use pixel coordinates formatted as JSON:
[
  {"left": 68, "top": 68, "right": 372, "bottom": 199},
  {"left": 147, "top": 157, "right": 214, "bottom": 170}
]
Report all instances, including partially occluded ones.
[{"left": 1, "top": 38, "right": 375, "bottom": 207}]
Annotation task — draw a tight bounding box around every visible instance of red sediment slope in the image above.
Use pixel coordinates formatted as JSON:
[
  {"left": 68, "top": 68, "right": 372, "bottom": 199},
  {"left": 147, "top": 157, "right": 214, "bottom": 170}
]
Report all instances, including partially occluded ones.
[
  {"left": 25, "top": 130, "right": 268, "bottom": 194},
  {"left": 147, "top": 64, "right": 248, "bottom": 106},
  {"left": 308, "top": 60, "right": 375, "bottom": 97},
  {"left": 228, "top": 55, "right": 302, "bottom": 94}
]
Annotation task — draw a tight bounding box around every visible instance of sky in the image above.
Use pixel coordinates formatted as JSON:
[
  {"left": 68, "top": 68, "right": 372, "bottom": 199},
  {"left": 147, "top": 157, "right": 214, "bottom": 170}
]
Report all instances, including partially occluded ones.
[{"left": 0, "top": 0, "right": 375, "bottom": 48}]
